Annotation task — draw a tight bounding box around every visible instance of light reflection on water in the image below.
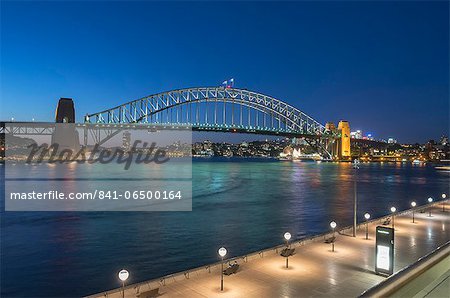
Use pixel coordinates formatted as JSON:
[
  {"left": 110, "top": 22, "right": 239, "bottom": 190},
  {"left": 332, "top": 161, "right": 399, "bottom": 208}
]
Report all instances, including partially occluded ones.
[{"left": 0, "top": 158, "right": 449, "bottom": 297}]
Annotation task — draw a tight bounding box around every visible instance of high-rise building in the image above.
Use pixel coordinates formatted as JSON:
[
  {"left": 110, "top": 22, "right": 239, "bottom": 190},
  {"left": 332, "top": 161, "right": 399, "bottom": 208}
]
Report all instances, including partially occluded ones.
[
  {"left": 387, "top": 137, "right": 397, "bottom": 144},
  {"left": 350, "top": 130, "right": 362, "bottom": 139},
  {"left": 122, "top": 131, "right": 131, "bottom": 151},
  {"left": 338, "top": 120, "right": 351, "bottom": 159}
]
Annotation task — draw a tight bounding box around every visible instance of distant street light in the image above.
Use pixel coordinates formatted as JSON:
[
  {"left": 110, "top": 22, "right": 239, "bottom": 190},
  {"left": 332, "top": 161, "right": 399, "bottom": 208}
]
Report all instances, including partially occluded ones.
[
  {"left": 411, "top": 201, "right": 417, "bottom": 223},
  {"left": 364, "top": 213, "right": 370, "bottom": 240},
  {"left": 284, "top": 232, "right": 291, "bottom": 268},
  {"left": 218, "top": 247, "right": 227, "bottom": 291},
  {"left": 442, "top": 193, "right": 447, "bottom": 212},
  {"left": 352, "top": 159, "right": 360, "bottom": 237},
  {"left": 428, "top": 197, "right": 433, "bottom": 217},
  {"left": 118, "top": 269, "right": 129, "bottom": 298},
  {"left": 330, "top": 221, "right": 337, "bottom": 252},
  {"left": 390, "top": 207, "right": 396, "bottom": 229}
]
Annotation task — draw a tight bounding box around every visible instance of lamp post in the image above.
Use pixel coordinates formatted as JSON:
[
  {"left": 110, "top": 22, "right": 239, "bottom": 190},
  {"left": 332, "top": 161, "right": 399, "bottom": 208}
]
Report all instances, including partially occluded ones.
[
  {"left": 364, "top": 213, "right": 370, "bottom": 240},
  {"left": 442, "top": 193, "right": 447, "bottom": 212},
  {"left": 411, "top": 201, "right": 416, "bottom": 223},
  {"left": 330, "top": 221, "right": 337, "bottom": 252},
  {"left": 118, "top": 269, "right": 129, "bottom": 298},
  {"left": 390, "top": 207, "right": 396, "bottom": 229},
  {"left": 284, "top": 232, "right": 291, "bottom": 268},
  {"left": 218, "top": 247, "right": 227, "bottom": 291},
  {"left": 353, "top": 159, "right": 360, "bottom": 237},
  {"left": 428, "top": 197, "right": 433, "bottom": 217}
]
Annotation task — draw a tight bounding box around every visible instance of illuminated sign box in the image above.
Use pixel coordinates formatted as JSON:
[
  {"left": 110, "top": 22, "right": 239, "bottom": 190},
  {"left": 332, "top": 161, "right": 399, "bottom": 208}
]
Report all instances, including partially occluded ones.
[{"left": 375, "top": 226, "right": 394, "bottom": 275}]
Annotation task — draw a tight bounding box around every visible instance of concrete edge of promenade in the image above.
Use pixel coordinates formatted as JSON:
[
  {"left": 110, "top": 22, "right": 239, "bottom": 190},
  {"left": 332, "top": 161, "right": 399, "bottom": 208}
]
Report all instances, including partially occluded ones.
[
  {"left": 86, "top": 200, "right": 450, "bottom": 298},
  {"left": 359, "top": 239, "right": 450, "bottom": 298}
]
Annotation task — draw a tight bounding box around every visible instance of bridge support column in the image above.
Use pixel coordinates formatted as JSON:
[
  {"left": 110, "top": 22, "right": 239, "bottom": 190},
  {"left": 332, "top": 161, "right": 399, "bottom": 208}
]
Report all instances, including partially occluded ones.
[
  {"left": 52, "top": 98, "right": 80, "bottom": 150},
  {"left": 338, "top": 120, "right": 351, "bottom": 161}
]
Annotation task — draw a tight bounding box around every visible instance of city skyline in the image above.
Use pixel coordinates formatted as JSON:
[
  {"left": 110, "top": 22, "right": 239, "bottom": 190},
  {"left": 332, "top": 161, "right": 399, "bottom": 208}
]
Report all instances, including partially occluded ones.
[{"left": 1, "top": 1, "right": 448, "bottom": 143}]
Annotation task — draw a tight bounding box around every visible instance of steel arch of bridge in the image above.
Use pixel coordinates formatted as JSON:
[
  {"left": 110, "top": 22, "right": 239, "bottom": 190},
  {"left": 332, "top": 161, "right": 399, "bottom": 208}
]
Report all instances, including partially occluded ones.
[{"left": 85, "top": 87, "right": 326, "bottom": 136}]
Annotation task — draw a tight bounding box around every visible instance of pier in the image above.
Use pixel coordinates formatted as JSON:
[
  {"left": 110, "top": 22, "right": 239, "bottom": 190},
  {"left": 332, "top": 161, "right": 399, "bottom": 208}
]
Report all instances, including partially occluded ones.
[{"left": 89, "top": 201, "right": 449, "bottom": 298}]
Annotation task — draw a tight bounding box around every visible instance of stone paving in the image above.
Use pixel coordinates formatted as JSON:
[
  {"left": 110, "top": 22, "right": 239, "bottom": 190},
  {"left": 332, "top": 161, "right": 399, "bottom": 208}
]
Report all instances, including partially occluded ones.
[{"left": 92, "top": 203, "right": 449, "bottom": 298}]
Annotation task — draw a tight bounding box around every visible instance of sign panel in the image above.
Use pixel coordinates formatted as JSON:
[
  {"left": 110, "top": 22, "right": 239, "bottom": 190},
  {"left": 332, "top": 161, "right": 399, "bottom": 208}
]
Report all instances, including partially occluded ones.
[{"left": 375, "top": 226, "right": 394, "bottom": 275}]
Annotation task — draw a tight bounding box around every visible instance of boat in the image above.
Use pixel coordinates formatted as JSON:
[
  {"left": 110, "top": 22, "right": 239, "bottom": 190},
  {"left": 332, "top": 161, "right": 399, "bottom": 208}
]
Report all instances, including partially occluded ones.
[
  {"left": 435, "top": 166, "right": 450, "bottom": 171},
  {"left": 412, "top": 159, "right": 425, "bottom": 165}
]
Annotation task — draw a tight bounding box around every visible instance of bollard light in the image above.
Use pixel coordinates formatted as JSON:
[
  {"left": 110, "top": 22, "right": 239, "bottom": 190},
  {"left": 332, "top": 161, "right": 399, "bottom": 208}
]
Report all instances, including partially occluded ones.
[
  {"left": 442, "top": 193, "right": 447, "bottom": 212},
  {"left": 411, "top": 201, "right": 417, "bottom": 223},
  {"left": 330, "top": 221, "right": 337, "bottom": 229},
  {"left": 428, "top": 197, "right": 433, "bottom": 217},
  {"left": 118, "top": 269, "right": 129, "bottom": 298},
  {"left": 330, "top": 221, "right": 337, "bottom": 252},
  {"left": 364, "top": 213, "right": 370, "bottom": 240},
  {"left": 218, "top": 247, "right": 227, "bottom": 291},
  {"left": 283, "top": 232, "right": 291, "bottom": 268},
  {"left": 284, "top": 232, "right": 292, "bottom": 242},
  {"left": 390, "top": 207, "right": 396, "bottom": 229}
]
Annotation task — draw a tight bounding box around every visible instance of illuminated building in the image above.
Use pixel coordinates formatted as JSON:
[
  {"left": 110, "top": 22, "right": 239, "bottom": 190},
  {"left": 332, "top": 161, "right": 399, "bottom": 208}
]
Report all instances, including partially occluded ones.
[
  {"left": 350, "top": 130, "right": 362, "bottom": 139},
  {"left": 387, "top": 138, "right": 397, "bottom": 144}
]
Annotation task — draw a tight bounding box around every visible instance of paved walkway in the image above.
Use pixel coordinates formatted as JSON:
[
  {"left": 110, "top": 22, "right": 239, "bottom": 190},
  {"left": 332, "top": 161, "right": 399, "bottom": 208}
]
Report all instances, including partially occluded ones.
[{"left": 93, "top": 203, "right": 450, "bottom": 298}]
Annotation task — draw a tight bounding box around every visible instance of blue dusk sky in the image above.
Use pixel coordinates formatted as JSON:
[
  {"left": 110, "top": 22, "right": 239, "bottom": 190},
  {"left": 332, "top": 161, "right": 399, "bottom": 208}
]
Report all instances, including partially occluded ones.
[{"left": 1, "top": 1, "right": 448, "bottom": 143}]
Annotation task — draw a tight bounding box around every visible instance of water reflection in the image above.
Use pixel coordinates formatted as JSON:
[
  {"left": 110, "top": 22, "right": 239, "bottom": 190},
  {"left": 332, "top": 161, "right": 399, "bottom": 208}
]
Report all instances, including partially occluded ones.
[{"left": 1, "top": 159, "right": 448, "bottom": 297}]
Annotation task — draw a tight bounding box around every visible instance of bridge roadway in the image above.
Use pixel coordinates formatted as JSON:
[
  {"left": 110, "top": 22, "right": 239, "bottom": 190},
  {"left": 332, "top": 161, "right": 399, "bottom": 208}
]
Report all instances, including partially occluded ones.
[
  {"left": 0, "top": 121, "right": 325, "bottom": 139},
  {"left": 89, "top": 202, "right": 449, "bottom": 298}
]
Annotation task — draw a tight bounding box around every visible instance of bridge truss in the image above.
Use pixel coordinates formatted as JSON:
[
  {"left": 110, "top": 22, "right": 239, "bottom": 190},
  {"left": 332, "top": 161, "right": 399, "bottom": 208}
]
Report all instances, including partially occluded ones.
[{"left": 85, "top": 87, "right": 326, "bottom": 137}]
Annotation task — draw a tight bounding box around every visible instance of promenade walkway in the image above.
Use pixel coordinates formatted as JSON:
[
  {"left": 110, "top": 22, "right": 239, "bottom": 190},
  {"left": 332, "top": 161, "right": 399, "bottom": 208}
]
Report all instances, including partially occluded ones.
[{"left": 92, "top": 203, "right": 449, "bottom": 298}]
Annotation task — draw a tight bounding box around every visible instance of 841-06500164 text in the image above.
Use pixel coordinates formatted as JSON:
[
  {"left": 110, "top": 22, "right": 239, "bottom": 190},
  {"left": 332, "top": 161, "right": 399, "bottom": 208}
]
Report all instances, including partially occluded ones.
[{"left": 9, "top": 190, "right": 184, "bottom": 200}]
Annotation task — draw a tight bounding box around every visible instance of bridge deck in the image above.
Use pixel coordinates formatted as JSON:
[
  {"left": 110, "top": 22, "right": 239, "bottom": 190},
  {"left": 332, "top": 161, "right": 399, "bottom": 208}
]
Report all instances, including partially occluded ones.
[{"left": 90, "top": 203, "right": 449, "bottom": 298}]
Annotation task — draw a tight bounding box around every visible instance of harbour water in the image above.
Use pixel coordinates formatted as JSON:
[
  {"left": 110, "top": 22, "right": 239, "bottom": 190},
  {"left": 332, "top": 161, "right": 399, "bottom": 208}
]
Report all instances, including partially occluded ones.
[{"left": 0, "top": 159, "right": 448, "bottom": 297}]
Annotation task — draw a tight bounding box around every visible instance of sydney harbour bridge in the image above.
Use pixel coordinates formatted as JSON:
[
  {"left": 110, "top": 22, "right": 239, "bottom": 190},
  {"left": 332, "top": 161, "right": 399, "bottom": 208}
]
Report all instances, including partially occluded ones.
[
  {"left": 85, "top": 87, "right": 325, "bottom": 137},
  {"left": 1, "top": 86, "right": 373, "bottom": 160}
]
